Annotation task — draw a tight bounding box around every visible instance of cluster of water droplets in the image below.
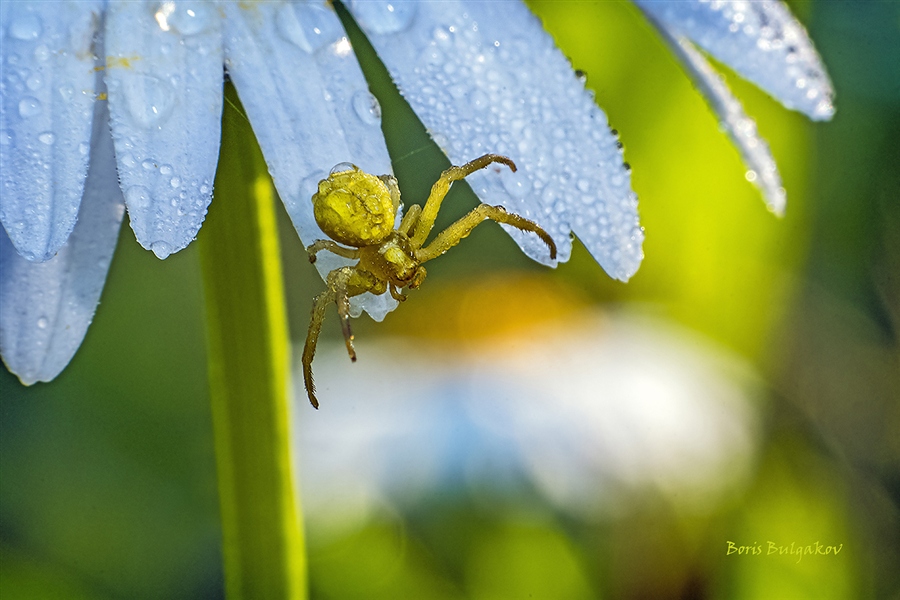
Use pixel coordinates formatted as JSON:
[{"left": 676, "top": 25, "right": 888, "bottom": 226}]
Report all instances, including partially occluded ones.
[
  {"left": 633, "top": 0, "right": 835, "bottom": 120},
  {"left": 347, "top": 1, "right": 643, "bottom": 280},
  {"left": 0, "top": 4, "right": 99, "bottom": 261},
  {"left": 104, "top": 1, "right": 222, "bottom": 258}
]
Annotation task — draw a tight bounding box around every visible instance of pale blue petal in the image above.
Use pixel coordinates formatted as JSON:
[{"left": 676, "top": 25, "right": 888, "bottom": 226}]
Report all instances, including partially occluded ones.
[
  {"left": 0, "top": 2, "right": 101, "bottom": 261},
  {"left": 348, "top": 0, "right": 644, "bottom": 281},
  {"left": 634, "top": 0, "right": 835, "bottom": 120},
  {"left": 658, "top": 30, "right": 786, "bottom": 214},
  {"left": 105, "top": 1, "right": 223, "bottom": 259},
  {"left": 0, "top": 79, "right": 124, "bottom": 385},
  {"left": 222, "top": 1, "right": 398, "bottom": 319}
]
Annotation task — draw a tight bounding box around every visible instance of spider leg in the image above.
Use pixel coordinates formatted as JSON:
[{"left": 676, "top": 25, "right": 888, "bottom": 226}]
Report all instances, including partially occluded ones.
[
  {"left": 410, "top": 154, "right": 517, "bottom": 248},
  {"left": 398, "top": 204, "right": 422, "bottom": 237},
  {"left": 301, "top": 266, "right": 361, "bottom": 408},
  {"left": 416, "top": 204, "right": 557, "bottom": 263},
  {"left": 302, "top": 287, "right": 334, "bottom": 409},
  {"left": 389, "top": 283, "right": 407, "bottom": 302},
  {"left": 306, "top": 239, "right": 360, "bottom": 264}
]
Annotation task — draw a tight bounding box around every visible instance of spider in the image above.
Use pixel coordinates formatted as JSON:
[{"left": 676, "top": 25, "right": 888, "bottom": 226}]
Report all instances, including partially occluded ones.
[{"left": 302, "top": 153, "right": 557, "bottom": 408}]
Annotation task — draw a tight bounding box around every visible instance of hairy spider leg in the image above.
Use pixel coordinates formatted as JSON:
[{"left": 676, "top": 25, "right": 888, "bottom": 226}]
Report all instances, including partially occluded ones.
[
  {"left": 302, "top": 266, "right": 376, "bottom": 408},
  {"left": 410, "top": 154, "right": 517, "bottom": 248},
  {"left": 417, "top": 204, "right": 558, "bottom": 263},
  {"left": 306, "top": 239, "right": 361, "bottom": 263},
  {"left": 398, "top": 204, "right": 422, "bottom": 237}
]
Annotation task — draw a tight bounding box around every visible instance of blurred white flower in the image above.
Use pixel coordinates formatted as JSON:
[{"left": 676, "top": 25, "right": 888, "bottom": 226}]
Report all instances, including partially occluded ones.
[
  {"left": 0, "top": 1, "right": 832, "bottom": 384},
  {"left": 293, "top": 311, "right": 761, "bottom": 523}
]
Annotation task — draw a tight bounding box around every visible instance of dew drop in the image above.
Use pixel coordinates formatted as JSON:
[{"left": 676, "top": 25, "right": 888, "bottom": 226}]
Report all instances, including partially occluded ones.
[
  {"left": 36, "top": 316, "right": 49, "bottom": 329},
  {"left": 124, "top": 185, "right": 152, "bottom": 209},
  {"left": 25, "top": 74, "right": 43, "bottom": 91},
  {"left": 38, "top": 132, "right": 56, "bottom": 145},
  {"left": 351, "top": 90, "right": 382, "bottom": 126},
  {"left": 577, "top": 179, "right": 590, "bottom": 193},
  {"left": 165, "top": 3, "right": 215, "bottom": 36},
  {"left": 121, "top": 74, "right": 175, "bottom": 128},
  {"left": 745, "top": 170, "right": 758, "bottom": 182},
  {"left": 468, "top": 88, "right": 489, "bottom": 111},
  {"left": 501, "top": 168, "right": 531, "bottom": 199},
  {"left": 330, "top": 162, "right": 355, "bottom": 176},
  {"left": 142, "top": 159, "right": 156, "bottom": 170},
  {"left": 151, "top": 240, "right": 172, "bottom": 259},
  {"left": 199, "top": 184, "right": 210, "bottom": 194},
  {"left": 9, "top": 14, "right": 43, "bottom": 41},
  {"left": 18, "top": 96, "right": 42, "bottom": 118},
  {"left": 0, "top": 129, "right": 14, "bottom": 147},
  {"left": 58, "top": 85, "right": 75, "bottom": 102},
  {"left": 159, "top": 164, "right": 174, "bottom": 176},
  {"left": 33, "top": 45, "right": 50, "bottom": 62},
  {"left": 350, "top": 0, "right": 417, "bottom": 35},
  {"left": 277, "top": 3, "right": 342, "bottom": 53},
  {"left": 78, "top": 142, "right": 90, "bottom": 155},
  {"left": 170, "top": 176, "right": 181, "bottom": 188}
]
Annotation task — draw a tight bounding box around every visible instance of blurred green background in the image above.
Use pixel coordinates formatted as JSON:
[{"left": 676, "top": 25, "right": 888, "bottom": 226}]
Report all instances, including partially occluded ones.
[{"left": 2, "top": 1, "right": 898, "bottom": 598}]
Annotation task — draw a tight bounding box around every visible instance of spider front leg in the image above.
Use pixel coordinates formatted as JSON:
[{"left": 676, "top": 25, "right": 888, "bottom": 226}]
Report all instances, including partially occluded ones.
[
  {"left": 410, "top": 154, "right": 517, "bottom": 248},
  {"left": 306, "top": 239, "right": 360, "bottom": 264},
  {"left": 416, "top": 204, "right": 557, "bottom": 263},
  {"left": 302, "top": 265, "right": 386, "bottom": 408}
]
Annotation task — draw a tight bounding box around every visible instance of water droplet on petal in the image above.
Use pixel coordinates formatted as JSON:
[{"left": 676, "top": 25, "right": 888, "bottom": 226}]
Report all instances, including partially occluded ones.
[
  {"left": 33, "top": 45, "right": 50, "bottom": 62},
  {"left": 159, "top": 164, "right": 174, "bottom": 176},
  {"left": 170, "top": 176, "right": 181, "bottom": 188},
  {"left": 9, "top": 14, "right": 43, "bottom": 41},
  {"left": 25, "top": 74, "right": 43, "bottom": 91},
  {"left": 0, "top": 130, "right": 14, "bottom": 147},
  {"left": 38, "top": 132, "right": 55, "bottom": 145},
  {"left": 277, "top": 3, "right": 343, "bottom": 53},
  {"left": 501, "top": 168, "right": 531, "bottom": 199},
  {"left": 78, "top": 142, "right": 90, "bottom": 155},
  {"left": 577, "top": 179, "right": 590, "bottom": 193},
  {"left": 36, "top": 316, "right": 49, "bottom": 329},
  {"left": 165, "top": 3, "right": 215, "bottom": 36},
  {"left": 142, "top": 159, "right": 156, "bottom": 170},
  {"left": 350, "top": 0, "right": 417, "bottom": 35},
  {"left": 330, "top": 162, "right": 355, "bottom": 176},
  {"left": 122, "top": 74, "right": 175, "bottom": 128},
  {"left": 745, "top": 170, "right": 758, "bottom": 182},
  {"left": 18, "top": 96, "right": 42, "bottom": 118},
  {"left": 58, "top": 85, "right": 75, "bottom": 102},
  {"left": 125, "top": 185, "right": 152, "bottom": 209},
  {"left": 151, "top": 240, "right": 172, "bottom": 259},
  {"left": 352, "top": 90, "right": 382, "bottom": 126}
]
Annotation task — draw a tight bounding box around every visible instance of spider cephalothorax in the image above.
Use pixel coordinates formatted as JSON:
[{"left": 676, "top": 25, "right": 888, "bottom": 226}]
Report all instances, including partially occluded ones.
[{"left": 302, "top": 154, "right": 557, "bottom": 408}]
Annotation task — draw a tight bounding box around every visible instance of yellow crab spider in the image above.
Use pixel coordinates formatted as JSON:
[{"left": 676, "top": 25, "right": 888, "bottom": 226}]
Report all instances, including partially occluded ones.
[{"left": 302, "top": 153, "right": 557, "bottom": 408}]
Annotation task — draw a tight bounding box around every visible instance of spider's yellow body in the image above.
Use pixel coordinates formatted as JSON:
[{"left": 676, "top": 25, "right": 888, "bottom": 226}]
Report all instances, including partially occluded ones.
[{"left": 303, "top": 154, "right": 557, "bottom": 408}]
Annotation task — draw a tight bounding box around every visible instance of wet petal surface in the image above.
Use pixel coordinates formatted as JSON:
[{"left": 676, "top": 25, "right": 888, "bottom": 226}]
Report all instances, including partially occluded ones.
[
  {"left": 105, "top": 0, "right": 223, "bottom": 259},
  {"left": 634, "top": 0, "right": 835, "bottom": 120},
  {"left": 0, "top": 83, "right": 124, "bottom": 384},
  {"left": 0, "top": 2, "right": 101, "bottom": 261},
  {"left": 222, "top": 1, "right": 397, "bottom": 319},
  {"left": 662, "top": 31, "right": 786, "bottom": 214},
  {"left": 348, "top": 0, "right": 644, "bottom": 281}
]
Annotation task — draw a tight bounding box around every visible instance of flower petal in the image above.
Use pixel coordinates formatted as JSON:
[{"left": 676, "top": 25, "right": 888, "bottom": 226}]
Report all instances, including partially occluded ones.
[
  {"left": 0, "top": 81, "right": 124, "bottom": 385},
  {"left": 659, "top": 31, "right": 786, "bottom": 214},
  {"left": 633, "top": 0, "right": 835, "bottom": 120},
  {"left": 347, "top": 0, "right": 643, "bottom": 281},
  {"left": 105, "top": 1, "right": 223, "bottom": 259},
  {"left": 0, "top": 2, "right": 101, "bottom": 261},
  {"left": 221, "top": 1, "right": 397, "bottom": 319}
]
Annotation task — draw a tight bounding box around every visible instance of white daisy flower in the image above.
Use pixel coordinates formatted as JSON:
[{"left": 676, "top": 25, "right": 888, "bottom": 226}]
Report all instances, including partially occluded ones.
[{"left": 0, "top": 1, "right": 832, "bottom": 385}]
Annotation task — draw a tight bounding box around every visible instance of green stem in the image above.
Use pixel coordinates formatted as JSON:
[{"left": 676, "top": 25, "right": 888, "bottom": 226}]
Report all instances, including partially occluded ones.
[{"left": 198, "top": 85, "right": 307, "bottom": 599}]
